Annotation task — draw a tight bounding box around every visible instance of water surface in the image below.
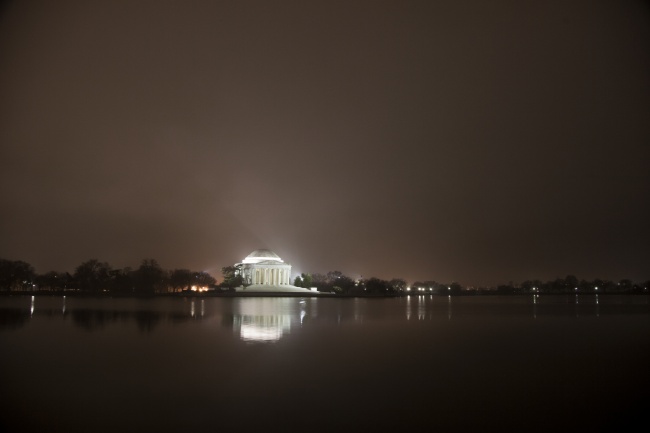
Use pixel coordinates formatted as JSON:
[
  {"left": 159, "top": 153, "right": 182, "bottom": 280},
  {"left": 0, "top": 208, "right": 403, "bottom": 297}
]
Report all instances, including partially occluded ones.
[{"left": 1, "top": 295, "right": 648, "bottom": 432}]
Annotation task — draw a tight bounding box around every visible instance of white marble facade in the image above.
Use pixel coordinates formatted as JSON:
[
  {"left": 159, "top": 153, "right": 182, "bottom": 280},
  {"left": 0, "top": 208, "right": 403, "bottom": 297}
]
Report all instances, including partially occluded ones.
[{"left": 238, "top": 249, "right": 291, "bottom": 286}]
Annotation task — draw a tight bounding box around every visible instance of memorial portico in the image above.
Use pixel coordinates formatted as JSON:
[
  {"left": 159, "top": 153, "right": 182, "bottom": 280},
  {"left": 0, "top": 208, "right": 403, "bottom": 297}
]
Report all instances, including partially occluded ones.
[{"left": 239, "top": 249, "right": 292, "bottom": 286}]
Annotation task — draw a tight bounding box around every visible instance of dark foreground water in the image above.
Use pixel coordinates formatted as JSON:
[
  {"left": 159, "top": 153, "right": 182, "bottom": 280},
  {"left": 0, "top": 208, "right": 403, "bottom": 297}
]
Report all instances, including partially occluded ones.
[{"left": 1, "top": 295, "right": 649, "bottom": 433}]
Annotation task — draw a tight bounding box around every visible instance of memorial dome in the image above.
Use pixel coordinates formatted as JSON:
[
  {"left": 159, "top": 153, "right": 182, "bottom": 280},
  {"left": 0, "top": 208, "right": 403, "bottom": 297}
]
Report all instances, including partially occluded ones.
[{"left": 242, "top": 249, "right": 284, "bottom": 264}]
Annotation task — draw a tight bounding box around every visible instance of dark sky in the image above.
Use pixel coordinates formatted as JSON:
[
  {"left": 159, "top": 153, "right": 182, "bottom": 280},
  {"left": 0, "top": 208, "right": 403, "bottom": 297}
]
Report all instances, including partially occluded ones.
[{"left": 1, "top": 0, "right": 648, "bottom": 285}]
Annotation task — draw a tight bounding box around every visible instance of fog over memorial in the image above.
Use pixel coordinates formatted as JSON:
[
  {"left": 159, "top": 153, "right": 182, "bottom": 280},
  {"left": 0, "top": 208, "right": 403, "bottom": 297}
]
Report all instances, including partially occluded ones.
[{"left": 0, "top": 0, "right": 648, "bottom": 285}]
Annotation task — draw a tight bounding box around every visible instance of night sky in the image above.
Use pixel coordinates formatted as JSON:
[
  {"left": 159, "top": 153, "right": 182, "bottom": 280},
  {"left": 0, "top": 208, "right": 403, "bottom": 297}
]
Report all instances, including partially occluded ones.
[{"left": 1, "top": 0, "right": 648, "bottom": 285}]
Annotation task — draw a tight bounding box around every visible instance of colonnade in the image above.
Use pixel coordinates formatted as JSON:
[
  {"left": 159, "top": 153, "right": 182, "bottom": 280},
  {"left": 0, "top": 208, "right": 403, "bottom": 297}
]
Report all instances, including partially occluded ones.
[{"left": 253, "top": 267, "right": 291, "bottom": 285}]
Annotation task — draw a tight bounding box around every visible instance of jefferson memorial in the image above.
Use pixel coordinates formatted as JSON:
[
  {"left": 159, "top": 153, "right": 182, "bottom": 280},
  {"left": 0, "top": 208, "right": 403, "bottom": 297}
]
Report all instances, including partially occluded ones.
[{"left": 235, "top": 249, "right": 315, "bottom": 293}]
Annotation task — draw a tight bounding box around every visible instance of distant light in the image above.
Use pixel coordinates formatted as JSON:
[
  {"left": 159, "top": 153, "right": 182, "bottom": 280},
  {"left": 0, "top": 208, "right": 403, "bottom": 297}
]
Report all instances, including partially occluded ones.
[
  {"left": 448, "top": 287, "right": 451, "bottom": 291},
  {"left": 595, "top": 287, "right": 598, "bottom": 291},
  {"left": 575, "top": 287, "right": 578, "bottom": 291}
]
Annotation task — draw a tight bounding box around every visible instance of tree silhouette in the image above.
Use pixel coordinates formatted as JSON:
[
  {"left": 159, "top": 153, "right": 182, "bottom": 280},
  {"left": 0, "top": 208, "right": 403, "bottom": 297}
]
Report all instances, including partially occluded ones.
[
  {"left": 74, "top": 259, "right": 112, "bottom": 291},
  {"left": 134, "top": 259, "right": 166, "bottom": 293},
  {"left": 0, "top": 259, "right": 35, "bottom": 291}
]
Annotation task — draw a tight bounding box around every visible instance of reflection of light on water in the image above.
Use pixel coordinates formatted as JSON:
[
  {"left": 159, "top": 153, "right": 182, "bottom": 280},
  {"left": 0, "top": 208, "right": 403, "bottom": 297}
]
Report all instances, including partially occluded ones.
[
  {"left": 309, "top": 298, "right": 318, "bottom": 318},
  {"left": 406, "top": 296, "right": 411, "bottom": 320},
  {"left": 418, "top": 295, "right": 425, "bottom": 320},
  {"left": 354, "top": 298, "right": 359, "bottom": 322},
  {"left": 337, "top": 302, "right": 341, "bottom": 324},
  {"left": 300, "top": 299, "right": 306, "bottom": 325},
  {"left": 533, "top": 295, "right": 536, "bottom": 319},
  {"left": 448, "top": 295, "right": 451, "bottom": 320},
  {"left": 238, "top": 315, "right": 291, "bottom": 342},
  {"left": 233, "top": 298, "right": 299, "bottom": 343},
  {"left": 30, "top": 296, "right": 35, "bottom": 316},
  {"left": 201, "top": 299, "right": 205, "bottom": 318},
  {"left": 190, "top": 300, "right": 195, "bottom": 317},
  {"left": 62, "top": 295, "right": 66, "bottom": 315}
]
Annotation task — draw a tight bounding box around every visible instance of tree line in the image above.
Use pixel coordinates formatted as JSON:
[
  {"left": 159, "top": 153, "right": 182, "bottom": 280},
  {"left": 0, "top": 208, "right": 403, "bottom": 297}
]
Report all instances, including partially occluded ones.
[
  {"left": 292, "top": 271, "right": 408, "bottom": 295},
  {"left": 1, "top": 257, "right": 647, "bottom": 295},
  {"left": 410, "top": 274, "right": 649, "bottom": 295},
  {"left": 0, "top": 258, "right": 215, "bottom": 294}
]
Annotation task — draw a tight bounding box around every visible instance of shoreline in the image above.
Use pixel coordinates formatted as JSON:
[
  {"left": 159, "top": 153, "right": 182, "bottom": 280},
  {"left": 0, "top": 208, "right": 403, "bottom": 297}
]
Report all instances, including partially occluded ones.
[{"left": 0, "top": 290, "right": 646, "bottom": 298}]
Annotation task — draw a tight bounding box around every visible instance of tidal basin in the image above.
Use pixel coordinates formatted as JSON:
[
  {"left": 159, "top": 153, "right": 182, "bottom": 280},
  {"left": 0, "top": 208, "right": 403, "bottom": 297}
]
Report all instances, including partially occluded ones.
[{"left": 1, "top": 295, "right": 649, "bottom": 432}]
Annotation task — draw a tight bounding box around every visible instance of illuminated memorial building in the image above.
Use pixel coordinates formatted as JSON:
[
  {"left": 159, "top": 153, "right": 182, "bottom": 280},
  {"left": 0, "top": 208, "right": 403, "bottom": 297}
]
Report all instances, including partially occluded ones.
[
  {"left": 240, "top": 249, "right": 292, "bottom": 286},
  {"left": 235, "top": 249, "right": 314, "bottom": 293}
]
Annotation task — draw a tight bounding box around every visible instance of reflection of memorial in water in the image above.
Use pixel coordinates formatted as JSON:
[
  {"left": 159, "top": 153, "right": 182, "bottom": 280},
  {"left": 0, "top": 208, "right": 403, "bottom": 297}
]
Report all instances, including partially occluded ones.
[
  {"left": 231, "top": 298, "right": 310, "bottom": 343},
  {"left": 1, "top": 294, "right": 641, "bottom": 335}
]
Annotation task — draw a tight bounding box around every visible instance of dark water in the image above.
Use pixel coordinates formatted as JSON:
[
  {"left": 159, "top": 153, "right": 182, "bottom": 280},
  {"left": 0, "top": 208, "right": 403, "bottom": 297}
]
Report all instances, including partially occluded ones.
[{"left": 1, "top": 295, "right": 649, "bottom": 433}]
